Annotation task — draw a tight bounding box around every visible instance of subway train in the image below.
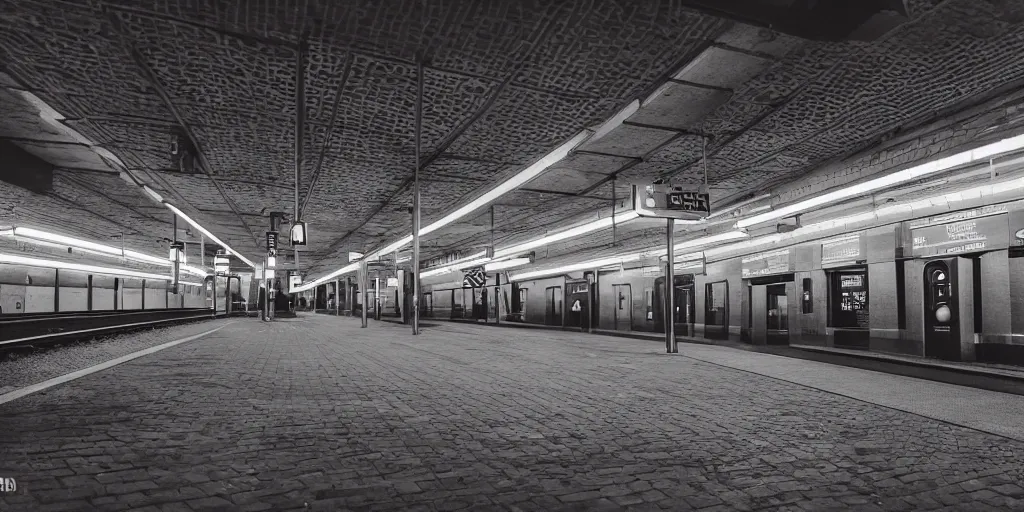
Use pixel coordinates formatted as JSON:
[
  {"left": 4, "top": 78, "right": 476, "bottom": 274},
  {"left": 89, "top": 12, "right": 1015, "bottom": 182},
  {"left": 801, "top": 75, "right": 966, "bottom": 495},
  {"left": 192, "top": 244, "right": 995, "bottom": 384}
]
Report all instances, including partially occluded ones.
[{"left": 321, "top": 200, "right": 1024, "bottom": 367}]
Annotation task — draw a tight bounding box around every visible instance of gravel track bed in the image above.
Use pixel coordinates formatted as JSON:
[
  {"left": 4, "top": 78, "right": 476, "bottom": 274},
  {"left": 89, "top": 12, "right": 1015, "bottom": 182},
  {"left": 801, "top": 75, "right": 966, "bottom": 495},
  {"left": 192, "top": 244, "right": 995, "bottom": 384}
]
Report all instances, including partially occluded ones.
[{"left": 0, "top": 318, "right": 231, "bottom": 395}]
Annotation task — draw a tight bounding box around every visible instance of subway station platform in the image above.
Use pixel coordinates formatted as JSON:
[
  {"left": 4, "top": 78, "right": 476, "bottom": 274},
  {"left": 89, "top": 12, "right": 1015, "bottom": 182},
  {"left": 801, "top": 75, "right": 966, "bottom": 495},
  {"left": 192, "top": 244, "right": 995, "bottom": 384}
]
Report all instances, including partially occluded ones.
[{"left": 3, "top": 315, "right": 1024, "bottom": 512}]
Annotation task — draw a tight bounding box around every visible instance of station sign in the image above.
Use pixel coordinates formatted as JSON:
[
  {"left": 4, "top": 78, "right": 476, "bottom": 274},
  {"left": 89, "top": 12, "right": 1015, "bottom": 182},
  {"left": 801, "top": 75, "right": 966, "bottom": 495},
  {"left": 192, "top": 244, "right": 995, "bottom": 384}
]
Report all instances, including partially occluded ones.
[
  {"left": 741, "top": 249, "right": 793, "bottom": 278},
  {"left": 907, "top": 206, "right": 1009, "bottom": 257},
  {"left": 820, "top": 234, "right": 866, "bottom": 268},
  {"left": 632, "top": 184, "right": 710, "bottom": 220}
]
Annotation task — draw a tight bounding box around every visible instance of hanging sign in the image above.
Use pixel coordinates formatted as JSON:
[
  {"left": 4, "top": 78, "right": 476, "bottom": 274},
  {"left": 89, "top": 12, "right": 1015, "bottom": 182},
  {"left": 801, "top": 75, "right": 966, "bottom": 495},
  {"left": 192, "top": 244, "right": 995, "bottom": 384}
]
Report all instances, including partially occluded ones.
[
  {"left": 462, "top": 267, "right": 486, "bottom": 288},
  {"left": 632, "top": 184, "right": 710, "bottom": 220}
]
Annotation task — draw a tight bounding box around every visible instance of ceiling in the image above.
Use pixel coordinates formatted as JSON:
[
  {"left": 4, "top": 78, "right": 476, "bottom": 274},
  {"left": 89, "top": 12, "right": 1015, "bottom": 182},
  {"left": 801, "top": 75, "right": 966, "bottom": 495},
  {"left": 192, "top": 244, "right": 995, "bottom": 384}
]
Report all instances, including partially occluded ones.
[{"left": 3, "top": 0, "right": 1024, "bottom": 280}]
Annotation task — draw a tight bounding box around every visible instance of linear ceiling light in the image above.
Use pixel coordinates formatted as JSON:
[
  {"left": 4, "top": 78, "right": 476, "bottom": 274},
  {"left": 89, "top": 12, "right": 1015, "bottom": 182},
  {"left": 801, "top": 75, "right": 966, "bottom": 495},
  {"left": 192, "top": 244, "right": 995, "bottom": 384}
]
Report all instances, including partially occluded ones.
[
  {"left": 0, "top": 253, "right": 172, "bottom": 281},
  {"left": 703, "top": 235, "right": 783, "bottom": 258},
  {"left": 509, "top": 252, "right": 645, "bottom": 282},
  {"left": 421, "top": 256, "right": 492, "bottom": 278},
  {"left": 420, "top": 131, "right": 589, "bottom": 237},
  {"left": 484, "top": 258, "right": 531, "bottom": 272},
  {"left": 737, "top": 133, "right": 1024, "bottom": 229},
  {"left": 492, "top": 211, "right": 640, "bottom": 259},
  {"left": 165, "top": 204, "right": 255, "bottom": 268},
  {"left": 6, "top": 227, "right": 209, "bottom": 277}
]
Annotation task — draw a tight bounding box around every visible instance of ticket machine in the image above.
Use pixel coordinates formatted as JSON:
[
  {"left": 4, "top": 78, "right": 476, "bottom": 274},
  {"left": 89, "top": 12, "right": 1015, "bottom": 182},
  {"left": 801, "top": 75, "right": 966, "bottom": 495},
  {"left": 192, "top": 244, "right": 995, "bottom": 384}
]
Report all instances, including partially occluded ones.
[{"left": 923, "top": 257, "right": 975, "bottom": 361}]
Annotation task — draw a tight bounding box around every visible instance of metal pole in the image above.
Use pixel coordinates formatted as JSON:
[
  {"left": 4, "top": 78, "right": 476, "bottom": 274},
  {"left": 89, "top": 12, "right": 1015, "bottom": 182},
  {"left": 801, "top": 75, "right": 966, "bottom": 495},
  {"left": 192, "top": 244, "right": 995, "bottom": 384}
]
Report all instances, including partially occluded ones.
[
  {"left": 335, "top": 279, "right": 340, "bottom": 315},
  {"left": 374, "top": 273, "right": 381, "bottom": 321},
  {"left": 412, "top": 58, "right": 423, "bottom": 335},
  {"left": 172, "top": 215, "right": 180, "bottom": 294},
  {"left": 200, "top": 234, "right": 205, "bottom": 269},
  {"left": 294, "top": 38, "right": 306, "bottom": 288},
  {"left": 666, "top": 218, "right": 677, "bottom": 353},
  {"left": 360, "top": 260, "right": 368, "bottom": 328},
  {"left": 611, "top": 179, "right": 617, "bottom": 247}
]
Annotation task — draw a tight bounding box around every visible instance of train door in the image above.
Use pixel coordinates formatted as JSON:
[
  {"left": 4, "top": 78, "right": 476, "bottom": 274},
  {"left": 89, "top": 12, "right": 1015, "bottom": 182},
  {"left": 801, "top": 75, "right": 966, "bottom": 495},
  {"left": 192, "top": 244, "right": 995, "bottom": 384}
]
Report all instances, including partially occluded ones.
[
  {"left": 565, "top": 280, "right": 590, "bottom": 331},
  {"left": 766, "top": 283, "right": 790, "bottom": 345},
  {"left": 613, "top": 284, "right": 632, "bottom": 331},
  {"left": 676, "top": 285, "right": 695, "bottom": 337},
  {"left": 545, "top": 286, "right": 562, "bottom": 326},
  {"left": 423, "top": 292, "right": 433, "bottom": 318}
]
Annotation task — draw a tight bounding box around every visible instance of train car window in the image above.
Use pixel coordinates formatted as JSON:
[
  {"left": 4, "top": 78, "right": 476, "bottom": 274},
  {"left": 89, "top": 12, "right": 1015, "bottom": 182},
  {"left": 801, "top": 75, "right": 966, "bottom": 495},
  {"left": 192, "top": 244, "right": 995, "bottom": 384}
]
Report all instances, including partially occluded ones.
[{"left": 644, "top": 288, "right": 653, "bottom": 321}]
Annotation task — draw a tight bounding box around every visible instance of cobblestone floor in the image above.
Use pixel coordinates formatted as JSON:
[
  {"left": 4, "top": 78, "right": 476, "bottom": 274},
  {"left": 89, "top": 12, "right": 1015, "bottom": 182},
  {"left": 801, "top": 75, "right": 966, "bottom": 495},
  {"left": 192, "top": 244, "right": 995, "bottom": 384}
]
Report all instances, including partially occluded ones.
[{"left": 2, "top": 315, "right": 1023, "bottom": 511}]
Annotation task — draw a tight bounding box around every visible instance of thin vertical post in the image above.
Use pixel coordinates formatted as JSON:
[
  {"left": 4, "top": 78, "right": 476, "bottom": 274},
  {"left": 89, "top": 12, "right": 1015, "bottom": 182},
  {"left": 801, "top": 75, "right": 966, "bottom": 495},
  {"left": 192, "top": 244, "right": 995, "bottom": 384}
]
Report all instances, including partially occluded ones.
[
  {"left": 412, "top": 58, "right": 424, "bottom": 335},
  {"left": 666, "top": 218, "right": 677, "bottom": 353},
  {"left": 611, "top": 179, "right": 617, "bottom": 247},
  {"left": 200, "top": 234, "right": 205, "bottom": 269},
  {"left": 294, "top": 37, "right": 306, "bottom": 280},
  {"left": 172, "top": 215, "right": 180, "bottom": 295},
  {"left": 87, "top": 274, "right": 93, "bottom": 311},
  {"left": 360, "top": 260, "right": 368, "bottom": 328},
  {"left": 335, "top": 279, "right": 340, "bottom": 315},
  {"left": 53, "top": 269, "right": 59, "bottom": 312}
]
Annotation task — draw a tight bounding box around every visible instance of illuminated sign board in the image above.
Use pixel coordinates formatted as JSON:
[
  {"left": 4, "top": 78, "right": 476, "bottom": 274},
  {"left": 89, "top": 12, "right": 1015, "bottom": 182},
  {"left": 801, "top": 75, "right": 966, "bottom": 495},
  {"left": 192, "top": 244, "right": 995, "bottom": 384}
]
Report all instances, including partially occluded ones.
[
  {"left": 909, "top": 210, "right": 1009, "bottom": 257},
  {"left": 821, "top": 234, "right": 864, "bottom": 267},
  {"left": 741, "top": 249, "right": 792, "bottom": 278},
  {"left": 632, "top": 184, "right": 710, "bottom": 220}
]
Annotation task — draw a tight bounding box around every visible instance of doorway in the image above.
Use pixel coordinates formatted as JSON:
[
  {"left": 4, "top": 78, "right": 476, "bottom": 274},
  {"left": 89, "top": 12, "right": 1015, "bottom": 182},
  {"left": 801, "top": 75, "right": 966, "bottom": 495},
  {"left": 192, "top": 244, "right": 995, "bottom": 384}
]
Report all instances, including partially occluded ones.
[
  {"left": 545, "top": 286, "right": 562, "bottom": 326},
  {"left": 613, "top": 284, "right": 632, "bottom": 331},
  {"left": 766, "top": 283, "right": 789, "bottom": 345}
]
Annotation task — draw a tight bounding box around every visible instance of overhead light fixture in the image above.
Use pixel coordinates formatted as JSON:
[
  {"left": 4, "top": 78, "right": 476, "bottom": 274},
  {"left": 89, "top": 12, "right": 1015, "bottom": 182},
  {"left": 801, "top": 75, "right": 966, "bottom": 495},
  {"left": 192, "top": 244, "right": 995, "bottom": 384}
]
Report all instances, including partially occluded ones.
[
  {"left": 421, "top": 256, "right": 492, "bottom": 278},
  {"left": 348, "top": 251, "right": 364, "bottom": 261},
  {"left": 0, "top": 253, "right": 172, "bottom": 281},
  {"left": 6, "top": 227, "right": 208, "bottom": 277},
  {"left": 736, "top": 133, "right": 1024, "bottom": 229},
  {"left": 510, "top": 253, "right": 644, "bottom": 282},
  {"left": 421, "top": 131, "right": 589, "bottom": 237},
  {"left": 142, "top": 186, "right": 164, "bottom": 203},
  {"left": 484, "top": 258, "right": 532, "bottom": 272},
  {"left": 492, "top": 212, "right": 640, "bottom": 259},
  {"left": 703, "top": 234, "right": 783, "bottom": 258},
  {"left": 674, "top": 230, "right": 748, "bottom": 252},
  {"left": 165, "top": 203, "right": 255, "bottom": 268}
]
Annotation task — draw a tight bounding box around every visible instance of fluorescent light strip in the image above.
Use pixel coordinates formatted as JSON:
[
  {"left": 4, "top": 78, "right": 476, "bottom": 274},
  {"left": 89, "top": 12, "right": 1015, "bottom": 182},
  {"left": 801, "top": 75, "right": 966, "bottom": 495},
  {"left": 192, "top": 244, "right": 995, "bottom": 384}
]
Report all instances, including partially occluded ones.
[
  {"left": 484, "top": 258, "right": 531, "bottom": 272},
  {"left": 165, "top": 204, "right": 255, "bottom": 268},
  {"left": 7, "top": 228, "right": 209, "bottom": 277},
  {"left": 421, "top": 131, "right": 589, "bottom": 237},
  {"left": 737, "top": 133, "right": 1024, "bottom": 228},
  {"left": 421, "top": 257, "right": 492, "bottom": 278},
  {"left": 492, "top": 212, "right": 640, "bottom": 259},
  {"left": 0, "top": 253, "right": 171, "bottom": 281},
  {"left": 510, "top": 253, "right": 644, "bottom": 282}
]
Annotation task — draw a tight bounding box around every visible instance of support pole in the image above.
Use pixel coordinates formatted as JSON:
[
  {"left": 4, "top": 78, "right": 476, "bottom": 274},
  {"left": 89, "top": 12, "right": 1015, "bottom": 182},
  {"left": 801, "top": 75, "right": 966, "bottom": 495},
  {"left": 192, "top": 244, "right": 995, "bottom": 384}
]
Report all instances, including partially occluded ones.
[
  {"left": 412, "top": 58, "right": 424, "bottom": 335},
  {"left": 611, "top": 179, "right": 617, "bottom": 247},
  {"left": 294, "top": 37, "right": 306, "bottom": 282},
  {"left": 172, "top": 215, "right": 180, "bottom": 294},
  {"left": 335, "top": 279, "right": 340, "bottom": 315},
  {"left": 360, "top": 260, "right": 368, "bottom": 328},
  {"left": 666, "top": 218, "right": 677, "bottom": 353}
]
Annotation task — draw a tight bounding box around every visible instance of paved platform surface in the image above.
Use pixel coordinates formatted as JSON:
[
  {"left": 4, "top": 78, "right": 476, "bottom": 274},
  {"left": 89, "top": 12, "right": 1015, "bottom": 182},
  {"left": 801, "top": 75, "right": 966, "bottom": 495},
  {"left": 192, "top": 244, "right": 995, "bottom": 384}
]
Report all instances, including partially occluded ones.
[{"left": 2, "top": 315, "right": 1024, "bottom": 511}]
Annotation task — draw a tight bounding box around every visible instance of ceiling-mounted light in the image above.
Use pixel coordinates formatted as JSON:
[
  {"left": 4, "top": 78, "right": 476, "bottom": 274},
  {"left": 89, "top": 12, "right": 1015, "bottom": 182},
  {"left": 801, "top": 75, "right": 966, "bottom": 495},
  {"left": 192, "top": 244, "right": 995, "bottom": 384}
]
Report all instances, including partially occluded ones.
[
  {"left": 0, "top": 253, "right": 171, "bottom": 281},
  {"left": 484, "top": 258, "right": 532, "bottom": 272},
  {"left": 421, "top": 256, "right": 492, "bottom": 278},
  {"left": 736, "top": 133, "right": 1024, "bottom": 229},
  {"left": 510, "top": 252, "right": 645, "bottom": 282},
  {"left": 492, "top": 212, "right": 640, "bottom": 260},
  {"left": 165, "top": 203, "right": 255, "bottom": 268}
]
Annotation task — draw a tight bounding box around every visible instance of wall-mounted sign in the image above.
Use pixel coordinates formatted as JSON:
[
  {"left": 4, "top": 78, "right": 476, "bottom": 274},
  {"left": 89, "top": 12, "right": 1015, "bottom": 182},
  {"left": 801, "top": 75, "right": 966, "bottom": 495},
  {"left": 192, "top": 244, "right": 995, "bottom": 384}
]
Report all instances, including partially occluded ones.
[
  {"left": 386, "top": 277, "right": 399, "bottom": 288},
  {"left": 632, "top": 184, "right": 710, "bottom": 220},
  {"left": 741, "top": 249, "right": 792, "bottom": 278},
  {"left": 909, "top": 211, "right": 1009, "bottom": 257},
  {"left": 266, "top": 231, "right": 278, "bottom": 252},
  {"left": 821, "top": 234, "right": 864, "bottom": 267}
]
